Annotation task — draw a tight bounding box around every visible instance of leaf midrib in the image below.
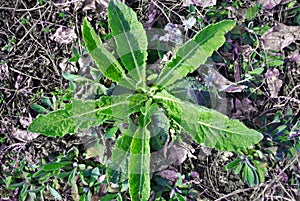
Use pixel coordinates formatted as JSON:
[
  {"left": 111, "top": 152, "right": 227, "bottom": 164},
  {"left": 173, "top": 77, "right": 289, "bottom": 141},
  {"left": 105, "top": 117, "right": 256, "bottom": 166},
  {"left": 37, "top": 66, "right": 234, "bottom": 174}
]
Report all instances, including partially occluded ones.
[
  {"left": 41, "top": 100, "right": 129, "bottom": 126},
  {"left": 111, "top": 3, "right": 144, "bottom": 86},
  {"left": 154, "top": 93, "right": 252, "bottom": 136},
  {"left": 156, "top": 24, "right": 219, "bottom": 87}
]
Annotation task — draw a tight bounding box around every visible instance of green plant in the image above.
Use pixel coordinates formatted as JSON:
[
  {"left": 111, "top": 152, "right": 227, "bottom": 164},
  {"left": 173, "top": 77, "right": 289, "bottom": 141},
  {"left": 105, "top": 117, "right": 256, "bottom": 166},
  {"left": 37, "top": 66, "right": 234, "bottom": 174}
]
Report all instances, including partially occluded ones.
[
  {"left": 28, "top": 1, "right": 263, "bottom": 200},
  {"left": 226, "top": 153, "right": 268, "bottom": 187},
  {"left": 3, "top": 147, "right": 109, "bottom": 201}
]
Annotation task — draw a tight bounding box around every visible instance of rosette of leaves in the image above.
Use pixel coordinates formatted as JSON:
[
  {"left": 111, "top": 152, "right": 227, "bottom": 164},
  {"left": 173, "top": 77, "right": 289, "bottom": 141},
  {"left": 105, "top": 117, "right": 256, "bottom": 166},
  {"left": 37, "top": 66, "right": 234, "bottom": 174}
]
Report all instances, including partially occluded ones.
[{"left": 28, "top": 1, "right": 263, "bottom": 200}]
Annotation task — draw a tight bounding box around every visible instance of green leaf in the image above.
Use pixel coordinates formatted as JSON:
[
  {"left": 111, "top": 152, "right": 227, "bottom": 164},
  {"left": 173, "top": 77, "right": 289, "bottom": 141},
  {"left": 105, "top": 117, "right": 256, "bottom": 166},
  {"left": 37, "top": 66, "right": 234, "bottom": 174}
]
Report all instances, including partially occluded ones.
[
  {"left": 128, "top": 117, "right": 151, "bottom": 201},
  {"left": 155, "top": 20, "right": 235, "bottom": 88},
  {"left": 43, "top": 162, "right": 73, "bottom": 171},
  {"left": 127, "top": 104, "right": 157, "bottom": 201},
  {"left": 30, "top": 103, "right": 48, "bottom": 114},
  {"left": 26, "top": 186, "right": 46, "bottom": 193},
  {"left": 8, "top": 182, "right": 25, "bottom": 190},
  {"left": 68, "top": 168, "right": 77, "bottom": 186},
  {"left": 105, "top": 125, "right": 119, "bottom": 139},
  {"left": 20, "top": 183, "right": 29, "bottom": 201},
  {"left": 28, "top": 94, "right": 144, "bottom": 136},
  {"left": 100, "top": 193, "right": 118, "bottom": 201},
  {"left": 248, "top": 67, "right": 264, "bottom": 75},
  {"left": 149, "top": 109, "right": 169, "bottom": 151},
  {"left": 246, "top": 7, "right": 258, "bottom": 21},
  {"left": 48, "top": 185, "right": 62, "bottom": 200},
  {"left": 174, "top": 193, "right": 186, "bottom": 201},
  {"left": 107, "top": 120, "right": 136, "bottom": 183},
  {"left": 108, "top": 0, "right": 148, "bottom": 88},
  {"left": 89, "top": 167, "right": 100, "bottom": 187},
  {"left": 154, "top": 91, "right": 263, "bottom": 151},
  {"left": 82, "top": 18, "right": 135, "bottom": 90},
  {"left": 242, "top": 164, "right": 258, "bottom": 187},
  {"left": 40, "top": 96, "right": 52, "bottom": 108},
  {"left": 246, "top": 165, "right": 255, "bottom": 187},
  {"left": 226, "top": 159, "right": 241, "bottom": 170}
]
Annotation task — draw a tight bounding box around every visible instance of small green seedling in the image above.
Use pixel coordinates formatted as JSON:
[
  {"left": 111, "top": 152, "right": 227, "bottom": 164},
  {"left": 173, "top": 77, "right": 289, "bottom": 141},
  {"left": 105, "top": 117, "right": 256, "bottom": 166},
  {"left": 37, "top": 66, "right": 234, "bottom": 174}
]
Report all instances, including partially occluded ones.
[{"left": 28, "top": 1, "right": 263, "bottom": 200}]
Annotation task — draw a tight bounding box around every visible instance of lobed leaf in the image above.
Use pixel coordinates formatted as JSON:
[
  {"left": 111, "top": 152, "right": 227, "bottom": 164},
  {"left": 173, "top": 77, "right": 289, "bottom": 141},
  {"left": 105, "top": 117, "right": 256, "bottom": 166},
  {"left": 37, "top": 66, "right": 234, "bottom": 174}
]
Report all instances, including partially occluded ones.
[
  {"left": 82, "top": 18, "right": 136, "bottom": 90},
  {"left": 108, "top": 0, "right": 148, "bottom": 88},
  {"left": 154, "top": 91, "right": 263, "bottom": 151},
  {"left": 28, "top": 94, "right": 145, "bottom": 136},
  {"left": 155, "top": 20, "right": 236, "bottom": 88}
]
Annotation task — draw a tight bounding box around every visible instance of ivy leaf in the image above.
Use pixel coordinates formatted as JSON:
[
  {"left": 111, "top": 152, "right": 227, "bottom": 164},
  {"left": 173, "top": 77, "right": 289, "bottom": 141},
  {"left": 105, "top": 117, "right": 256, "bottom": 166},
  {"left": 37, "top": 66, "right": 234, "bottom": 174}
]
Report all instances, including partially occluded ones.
[
  {"left": 82, "top": 18, "right": 136, "bottom": 90},
  {"left": 28, "top": 95, "right": 144, "bottom": 136},
  {"left": 108, "top": 0, "right": 148, "bottom": 88},
  {"left": 154, "top": 91, "right": 263, "bottom": 151},
  {"left": 155, "top": 20, "right": 235, "bottom": 88}
]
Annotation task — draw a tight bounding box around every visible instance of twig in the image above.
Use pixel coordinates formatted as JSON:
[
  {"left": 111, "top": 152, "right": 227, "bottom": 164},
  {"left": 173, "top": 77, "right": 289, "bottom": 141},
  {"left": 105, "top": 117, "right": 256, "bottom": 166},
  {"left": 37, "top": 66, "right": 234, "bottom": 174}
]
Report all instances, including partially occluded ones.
[{"left": 0, "top": 5, "right": 46, "bottom": 12}]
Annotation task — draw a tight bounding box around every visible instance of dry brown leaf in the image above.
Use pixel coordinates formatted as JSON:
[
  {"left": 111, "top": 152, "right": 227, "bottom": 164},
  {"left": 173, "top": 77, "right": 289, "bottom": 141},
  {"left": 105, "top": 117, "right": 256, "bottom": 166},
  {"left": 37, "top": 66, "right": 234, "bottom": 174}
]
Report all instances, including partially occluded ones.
[
  {"left": 157, "top": 169, "right": 178, "bottom": 183},
  {"left": 83, "top": 0, "right": 109, "bottom": 12},
  {"left": 71, "top": 176, "right": 80, "bottom": 201},
  {"left": 12, "top": 130, "right": 39, "bottom": 142},
  {"left": 262, "top": 22, "right": 300, "bottom": 50},
  {"left": 266, "top": 68, "right": 283, "bottom": 98},
  {"left": 257, "top": 0, "right": 293, "bottom": 10},
  {"left": 150, "top": 138, "right": 196, "bottom": 172},
  {"left": 50, "top": 26, "right": 77, "bottom": 44},
  {"left": 288, "top": 50, "right": 300, "bottom": 65},
  {"left": 204, "top": 67, "right": 248, "bottom": 93},
  {"left": 183, "top": 0, "right": 216, "bottom": 8}
]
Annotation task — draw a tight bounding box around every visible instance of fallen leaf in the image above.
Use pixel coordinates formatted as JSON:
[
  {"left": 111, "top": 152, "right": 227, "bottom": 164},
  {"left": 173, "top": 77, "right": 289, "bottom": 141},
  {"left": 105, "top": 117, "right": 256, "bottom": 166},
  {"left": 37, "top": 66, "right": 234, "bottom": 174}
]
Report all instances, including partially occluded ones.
[
  {"left": 201, "top": 66, "right": 248, "bottom": 93},
  {"left": 145, "top": 2, "right": 157, "bottom": 28},
  {"left": 157, "top": 169, "right": 178, "bottom": 183},
  {"left": 183, "top": 0, "right": 216, "bottom": 7},
  {"left": 257, "top": 0, "right": 293, "bottom": 10},
  {"left": 12, "top": 130, "right": 39, "bottom": 142},
  {"left": 19, "top": 115, "right": 32, "bottom": 128},
  {"left": 150, "top": 136, "right": 196, "bottom": 172},
  {"left": 50, "top": 26, "right": 77, "bottom": 44},
  {"left": 288, "top": 50, "right": 300, "bottom": 65},
  {"left": 83, "top": 0, "right": 96, "bottom": 11},
  {"left": 71, "top": 176, "right": 80, "bottom": 201},
  {"left": 83, "top": 0, "right": 109, "bottom": 12},
  {"left": 266, "top": 68, "right": 283, "bottom": 98},
  {"left": 262, "top": 22, "right": 300, "bottom": 50}
]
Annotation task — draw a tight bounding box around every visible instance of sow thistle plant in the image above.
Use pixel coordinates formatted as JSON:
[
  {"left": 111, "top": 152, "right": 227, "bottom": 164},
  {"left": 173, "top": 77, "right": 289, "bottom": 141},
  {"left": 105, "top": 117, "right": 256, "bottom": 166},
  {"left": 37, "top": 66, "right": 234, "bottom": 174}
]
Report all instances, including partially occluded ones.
[{"left": 29, "top": 1, "right": 263, "bottom": 200}]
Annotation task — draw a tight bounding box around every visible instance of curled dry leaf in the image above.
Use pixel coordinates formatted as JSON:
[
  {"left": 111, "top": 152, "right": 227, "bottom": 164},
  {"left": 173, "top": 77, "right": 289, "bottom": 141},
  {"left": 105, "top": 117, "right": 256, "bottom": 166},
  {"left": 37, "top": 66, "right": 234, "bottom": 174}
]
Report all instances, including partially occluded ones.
[
  {"left": 83, "top": 0, "right": 109, "bottom": 12},
  {"left": 0, "top": 63, "right": 9, "bottom": 78},
  {"left": 257, "top": 0, "right": 293, "bottom": 10},
  {"left": 266, "top": 68, "right": 283, "bottom": 98},
  {"left": 262, "top": 22, "right": 300, "bottom": 50},
  {"left": 19, "top": 115, "right": 33, "bottom": 128},
  {"left": 53, "top": 0, "right": 82, "bottom": 11},
  {"left": 145, "top": 2, "right": 157, "bottom": 28},
  {"left": 150, "top": 139, "right": 196, "bottom": 172},
  {"left": 202, "top": 67, "right": 248, "bottom": 93},
  {"left": 288, "top": 50, "right": 300, "bottom": 65},
  {"left": 183, "top": 0, "right": 216, "bottom": 8},
  {"left": 157, "top": 169, "right": 178, "bottom": 183},
  {"left": 12, "top": 130, "right": 39, "bottom": 142},
  {"left": 50, "top": 26, "right": 77, "bottom": 44}
]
